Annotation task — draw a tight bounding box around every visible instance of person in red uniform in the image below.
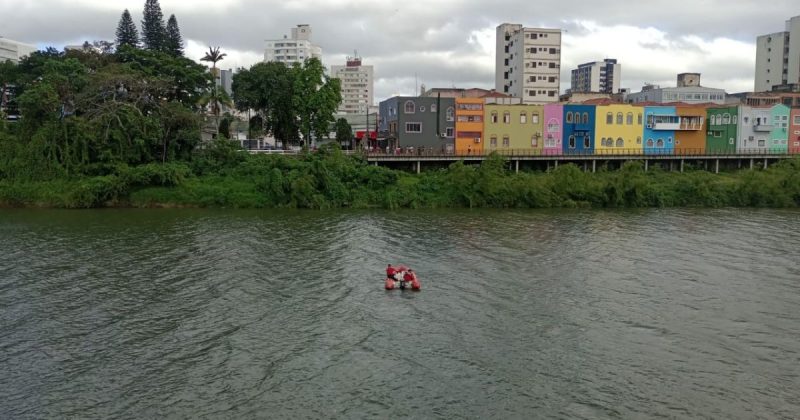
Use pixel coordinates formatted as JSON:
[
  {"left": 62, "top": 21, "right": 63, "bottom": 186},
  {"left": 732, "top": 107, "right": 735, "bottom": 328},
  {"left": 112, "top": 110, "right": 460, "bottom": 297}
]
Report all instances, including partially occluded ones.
[
  {"left": 386, "top": 264, "right": 398, "bottom": 280},
  {"left": 403, "top": 270, "right": 414, "bottom": 283}
]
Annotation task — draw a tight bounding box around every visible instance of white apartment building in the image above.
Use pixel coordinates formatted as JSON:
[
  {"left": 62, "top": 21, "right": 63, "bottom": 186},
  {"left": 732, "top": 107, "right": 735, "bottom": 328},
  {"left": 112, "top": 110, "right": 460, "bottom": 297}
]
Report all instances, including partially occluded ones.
[
  {"left": 0, "top": 37, "right": 37, "bottom": 64},
  {"left": 625, "top": 73, "right": 726, "bottom": 105},
  {"left": 570, "top": 59, "right": 621, "bottom": 94},
  {"left": 496, "top": 23, "right": 562, "bottom": 104},
  {"left": 755, "top": 15, "right": 800, "bottom": 92},
  {"left": 264, "top": 24, "right": 322, "bottom": 66},
  {"left": 331, "top": 56, "right": 374, "bottom": 115}
]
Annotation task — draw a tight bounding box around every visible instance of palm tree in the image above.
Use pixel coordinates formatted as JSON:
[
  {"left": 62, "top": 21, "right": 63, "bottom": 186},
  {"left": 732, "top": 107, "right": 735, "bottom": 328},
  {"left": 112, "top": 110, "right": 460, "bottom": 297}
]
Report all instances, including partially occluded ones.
[{"left": 200, "top": 46, "right": 227, "bottom": 136}]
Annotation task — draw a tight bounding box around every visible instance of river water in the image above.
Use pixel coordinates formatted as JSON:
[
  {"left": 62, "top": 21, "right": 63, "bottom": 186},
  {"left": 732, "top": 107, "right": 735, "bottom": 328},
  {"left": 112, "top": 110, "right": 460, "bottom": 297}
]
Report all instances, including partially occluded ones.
[{"left": 0, "top": 209, "right": 798, "bottom": 419}]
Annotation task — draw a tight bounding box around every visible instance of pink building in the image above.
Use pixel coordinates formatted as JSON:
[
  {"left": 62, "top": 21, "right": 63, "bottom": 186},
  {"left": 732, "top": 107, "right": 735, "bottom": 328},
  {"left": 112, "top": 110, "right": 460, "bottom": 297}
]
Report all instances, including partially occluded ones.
[
  {"left": 543, "top": 104, "right": 563, "bottom": 155},
  {"left": 791, "top": 108, "right": 800, "bottom": 154}
]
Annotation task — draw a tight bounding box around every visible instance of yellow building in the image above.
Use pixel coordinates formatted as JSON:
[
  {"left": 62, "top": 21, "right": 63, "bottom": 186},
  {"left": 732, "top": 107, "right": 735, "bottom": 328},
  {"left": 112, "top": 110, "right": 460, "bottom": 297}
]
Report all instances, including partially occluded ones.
[
  {"left": 483, "top": 104, "right": 545, "bottom": 154},
  {"left": 594, "top": 104, "right": 644, "bottom": 155},
  {"left": 454, "top": 98, "right": 485, "bottom": 155}
]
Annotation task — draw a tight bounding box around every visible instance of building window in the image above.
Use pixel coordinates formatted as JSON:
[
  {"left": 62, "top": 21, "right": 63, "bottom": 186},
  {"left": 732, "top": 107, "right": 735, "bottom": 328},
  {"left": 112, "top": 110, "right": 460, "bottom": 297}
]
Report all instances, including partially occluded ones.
[
  {"left": 520, "top": 112, "right": 527, "bottom": 124},
  {"left": 582, "top": 113, "right": 589, "bottom": 124},
  {"left": 531, "top": 134, "right": 539, "bottom": 147},
  {"left": 646, "top": 139, "right": 654, "bottom": 147},
  {"left": 743, "top": 116, "right": 749, "bottom": 125},
  {"left": 405, "top": 122, "right": 422, "bottom": 133},
  {"left": 794, "top": 115, "right": 800, "bottom": 125},
  {"left": 532, "top": 113, "right": 539, "bottom": 124},
  {"left": 503, "top": 112, "right": 511, "bottom": 124},
  {"left": 616, "top": 138, "right": 624, "bottom": 148},
  {"left": 545, "top": 135, "right": 556, "bottom": 148},
  {"left": 656, "top": 139, "right": 664, "bottom": 147},
  {"left": 606, "top": 112, "right": 613, "bottom": 124},
  {"left": 568, "top": 135, "right": 576, "bottom": 149},
  {"left": 566, "top": 112, "right": 574, "bottom": 123},
  {"left": 722, "top": 114, "right": 731, "bottom": 124},
  {"left": 446, "top": 107, "right": 454, "bottom": 121},
  {"left": 404, "top": 101, "right": 415, "bottom": 114},
  {"left": 636, "top": 136, "right": 642, "bottom": 145},
  {"left": 583, "top": 136, "right": 590, "bottom": 148},
  {"left": 637, "top": 113, "right": 643, "bottom": 125},
  {"left": 758, "top": 139, "right": 766, "bottom": 147},
  {"left": 502, "top": 136, "right": 510, "bottom": 147},
  {"left": 445, "top": 127, "right": 454, "bottom": 137},
  {"left": 420, "top": 106, "right": 426, "bottom": 112},
  {"left": 431, "top": 103, "right": 437, "bottom": 112},
  {"left": 626, "top": 113, "right": 633, "bottom": 125},
  {"left": 491, "top": 111, "right": 498, "bottom": 123},
  {"left": 490, "top": 136, "right": 497, "bottom": 147}
]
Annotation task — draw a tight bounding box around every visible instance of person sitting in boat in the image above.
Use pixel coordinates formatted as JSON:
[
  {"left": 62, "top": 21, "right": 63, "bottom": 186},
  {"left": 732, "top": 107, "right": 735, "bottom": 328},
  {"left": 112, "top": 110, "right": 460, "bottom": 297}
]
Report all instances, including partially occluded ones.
[
  {"left": 403, "top": 269, "right": 414, "bottom": 283},
  {"left": 386, "top": 264, "right": 399, "bottom": 280}
]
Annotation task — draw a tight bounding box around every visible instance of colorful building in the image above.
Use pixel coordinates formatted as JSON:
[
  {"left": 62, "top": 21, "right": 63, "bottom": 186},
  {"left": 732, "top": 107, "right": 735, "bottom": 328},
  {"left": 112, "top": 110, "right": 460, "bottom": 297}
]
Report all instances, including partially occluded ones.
[
  {"left": 643, "top": 106, "right": 676, "bottom": 155},
  {"left": 737, "top": 106, "right": 773, "bottom": 152},
  {"left": 790, "top": 108, "right": 800, "bottom": 154},
  {"left": 454, "top": 97, "right": 485, "bottom": 155},
  {"left": 706, "top": 106, "right": 738, "bottom": 154},
  {"left": 674, "top": 105, "right": 708, "bottom": 155},
  {"left": 770, "top": 104, "right": 790, "bottom": 153},
  {"left": 484, "top": 104, "right": 545, "bottom": 154},
  {"left": 562, "top": 104, "right": 595, "bottom": 154},
  {"left": 378, "top": 96, "right": 455, "bottom": 152},
  {"left": 594, "top": 104, "right": 644, "bottom": 155},
  {"left": 543, "top": 104, "right": 563, "bottom": 155}
]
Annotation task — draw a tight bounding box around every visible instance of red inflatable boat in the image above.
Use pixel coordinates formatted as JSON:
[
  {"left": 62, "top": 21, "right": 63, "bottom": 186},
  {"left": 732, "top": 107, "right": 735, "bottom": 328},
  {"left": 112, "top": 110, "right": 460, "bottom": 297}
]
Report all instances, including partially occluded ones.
[{"left": 385, "top": 265, "right": 421, "bottom": 291}]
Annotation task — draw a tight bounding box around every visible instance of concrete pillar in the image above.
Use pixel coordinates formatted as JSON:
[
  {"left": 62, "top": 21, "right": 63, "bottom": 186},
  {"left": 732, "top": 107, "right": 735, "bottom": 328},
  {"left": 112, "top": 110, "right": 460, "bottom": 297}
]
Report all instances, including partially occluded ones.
[
  {"left": 555, "top": 160, "right": 559, "bottom": 169},
  {"left": 680, "top": 159, "right": 684, "bottom": 173},
  {"left": 515, "top": 160, "right": 519, "bottom": 174},
  {"left": 750, "top": 158, "right": 754, "bottom": 170},
  {"left": 546, "top": 162, "right": 550, "bottom": 172},
  {"left": 645, "top": 160, "right": 649, "bottom": 172},
  {"left": 416, "top": 161, "right": 421, "bottom": 174},
  {"left": 715, "top": 159, "right": 719, "bottom": 174},
  {"left": 584, "top": 161, "right": 588, "bottom": 172},
  {"left": 374, "top": 161, "right": 379, "bottom": 167},
  {"left": 669, "top": 161, "right": 674, "bottom": 172},
  {"left": 738, "top": 159, "right": 742, "bottom": 169},
  {"left": 764, "top": 158, "right": 769, "bottom": 169},
  {"left": 592, "top": 160, "right": 596, "bottom": 173}
]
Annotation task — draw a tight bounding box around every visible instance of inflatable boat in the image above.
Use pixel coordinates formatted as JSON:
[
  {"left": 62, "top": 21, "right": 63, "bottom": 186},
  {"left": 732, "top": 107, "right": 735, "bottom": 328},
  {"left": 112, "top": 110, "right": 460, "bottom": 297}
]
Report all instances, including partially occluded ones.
[{"left": 385, "top": 265, "right": 421, "bottom": 291}]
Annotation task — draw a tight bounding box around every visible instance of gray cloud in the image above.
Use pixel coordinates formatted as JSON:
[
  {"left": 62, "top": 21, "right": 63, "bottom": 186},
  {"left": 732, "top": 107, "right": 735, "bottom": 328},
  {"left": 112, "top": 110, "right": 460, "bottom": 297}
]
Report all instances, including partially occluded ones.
[{"left": 1, "top": 0, "right": 795, "bottom": 101}]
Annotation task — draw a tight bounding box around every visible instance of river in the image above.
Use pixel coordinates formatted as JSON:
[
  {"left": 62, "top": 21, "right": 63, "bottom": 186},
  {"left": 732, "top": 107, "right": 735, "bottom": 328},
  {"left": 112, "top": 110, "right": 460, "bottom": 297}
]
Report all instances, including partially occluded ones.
[{"left": 0, "top": 209, "right": 798, "bottom": 419}]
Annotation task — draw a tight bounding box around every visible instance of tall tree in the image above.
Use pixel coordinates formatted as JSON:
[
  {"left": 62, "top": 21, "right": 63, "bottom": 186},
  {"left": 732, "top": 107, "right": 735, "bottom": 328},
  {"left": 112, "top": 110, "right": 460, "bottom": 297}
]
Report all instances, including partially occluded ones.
[
  {"left": 141, "top": 0, "right": 166, "bottom": 51},
  {"left": 115, "top": 9, "right": 139, "bottom": 48},
  {"left": 164, "top": 14, "right": 184, "bottom": 56},
  {"left": 200, "top": 47, "right": 227, "bottom": 134},
  {"left": 292, "top": 58, "right": 342, "bottom": 148}
]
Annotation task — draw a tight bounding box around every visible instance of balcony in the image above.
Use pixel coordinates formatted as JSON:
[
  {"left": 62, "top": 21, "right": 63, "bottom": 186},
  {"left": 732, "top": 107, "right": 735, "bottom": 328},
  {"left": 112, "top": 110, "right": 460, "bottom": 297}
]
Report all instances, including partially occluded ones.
[
  {"left": 754, "top": 124, "right": 774, "bottom": 132},
  {"left": 648, "top": 122, "right": 680, "bottom": 130}
]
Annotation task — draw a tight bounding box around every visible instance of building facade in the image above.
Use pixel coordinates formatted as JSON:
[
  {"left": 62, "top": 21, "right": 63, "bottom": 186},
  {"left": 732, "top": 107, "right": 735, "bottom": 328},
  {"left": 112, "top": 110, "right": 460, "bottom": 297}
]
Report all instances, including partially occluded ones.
[
  {"left": 562, "top": 105, "right": 595, "bottom": 154},
  {"left": 0, "top": 37, "right": 36, "bottom": 64},
  {"left": 483, "top": 104, "right": 544, "bottom": 153},
  {"left": 791, "top": 107, "right": 800, "bottom": 154},
  {"left": 378, "top": 96, "right": 455, "bottom": 152},
  {"left": 737, "top": 106, "right": 774, "bottom": 152},
  {"left": 331, "top": 56, "right": 374, "bottom": 115},
  {"left": 706, "top": 106, "right": 739, "bottom": 154},
  {"left": 264, "top": 24, "right": 322, "bottom": 66},
  {"left": 643, "top": 106, "right": 677, "bottom": 155},
  {"left": 674, "top": 105, "right": 708, "bottom": 155},
  {"left": 755, "top": 15, "right": 800, "bottom": 92},
  {"left": 594, "top": 104, "right": 643, "bottom": 155},
  {"left": 626, "top": 74, "right": 726, "bottom": 105},
  {"left": 454, "top": 98, "right": 484, "bottom": 154},
  {"left": 496, "top": 23, "right": 562, "bottom": 104},
  {"left": 543, "top": 104, "right": 563, "bottom": 155},
  {"left": 570, "top": 59, "right": 621, "bottom": 94},
  {"left": 770, "top": 104, "right": 790, "bottom": 152}
]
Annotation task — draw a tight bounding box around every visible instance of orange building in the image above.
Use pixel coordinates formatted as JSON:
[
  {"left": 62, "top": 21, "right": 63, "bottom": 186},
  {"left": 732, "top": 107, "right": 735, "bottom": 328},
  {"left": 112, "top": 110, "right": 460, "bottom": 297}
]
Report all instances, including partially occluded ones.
[
  {"left": 674, "top": 105, "right": 708, "bottom": 155},
  {"left": 454, "top": 97, "right": 485, "bottom": 155}
]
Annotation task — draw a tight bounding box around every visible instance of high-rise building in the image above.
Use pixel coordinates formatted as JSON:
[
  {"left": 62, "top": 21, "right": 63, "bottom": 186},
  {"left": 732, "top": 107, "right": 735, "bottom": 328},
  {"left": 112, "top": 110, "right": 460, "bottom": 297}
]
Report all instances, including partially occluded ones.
[
  {"left": 496, "top": 23, "right": 562, "bottom": 104},
  {"left": 755, "top": 15, "right": 800, "bottom": 92},
  {"left": 264, "top": 24, "right": 322, "bottom": 66},
  {"left": 0, "top": 37, "right": 36, "bottom": 64},
  {"left": 331, "top": 55, "right": 373, "bottom": 115},
  {"left": 570, "top": 59, "right": 621, "bottom": 94}
]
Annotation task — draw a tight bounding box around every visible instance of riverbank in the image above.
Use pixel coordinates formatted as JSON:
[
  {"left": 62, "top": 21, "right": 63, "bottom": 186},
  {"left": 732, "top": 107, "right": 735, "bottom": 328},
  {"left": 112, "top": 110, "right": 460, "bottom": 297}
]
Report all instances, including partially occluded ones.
[{"left": 1, "top": 149, "right": 799, "bottom": 209}]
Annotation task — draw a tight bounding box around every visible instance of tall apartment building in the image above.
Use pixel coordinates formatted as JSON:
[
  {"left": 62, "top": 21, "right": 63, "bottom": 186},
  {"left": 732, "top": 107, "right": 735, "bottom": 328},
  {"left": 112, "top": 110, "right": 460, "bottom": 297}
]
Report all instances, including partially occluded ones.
[
  {"left": 331, "top": 55, "right": 373, "bottom": 115},
  {"left": 496, "top": 23, "right": 562, "bottom": 104},
  {"left": 570, "top": 59, "right": 621, "bottom": 94},
  {"left": 0, "top": 37, "right": 36, "bottom": 64},
  {"left": 755, "top": 15, "right": 800, "bottom": 92},
  {"left": 264, "top": 24, "right": 322, "bottom": 66}
]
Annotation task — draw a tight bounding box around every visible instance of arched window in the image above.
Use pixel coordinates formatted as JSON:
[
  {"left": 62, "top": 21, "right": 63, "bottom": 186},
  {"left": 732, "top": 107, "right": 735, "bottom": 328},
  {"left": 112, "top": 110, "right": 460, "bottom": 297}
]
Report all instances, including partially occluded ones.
[
  {"left": 566, "top": 112, "right": 574, "bottom": 123},
  {"left": 568, "top": 135, "right": 576, "bottom": 148},
  {"left": 606, "top": 112, "right": 614, "bottom": 124},
  {"left": 600, "top": 137, "right": 606, "bottom": 147},
  {"left": 584, "top": 136, "right": 591, "bottom": 148},
  {"left": 732, "top": 115, "right": 737, "bottom": 124},
  {"left": 531, "top": 134, "right": 539, "bottom": 147},
  {"left": 430, "top": 103, "right": 437, "bottom": 112},
  {"left": 491, "top": 111, "right": 498, "bottom": 123},
  {"left": 503, "top": 112, "right": 511, "bottom": 124},
  {"left": 722, "top": 113, "right": 731, "bottom": 124},
  {"left": 636, "top": 136, "right": 642, "bottom": 145},
  {"left": 502, "top": 136, "right": 510, "bottom": 147},
  {"left": 520, "top": 112, "right": 527, "bottom": 124},
  {"left": 532, "top": 113, "right": 540, "bottom": 124},
  {"left": 490, "top": 135, "right": 497, "bottom": 147},
  {"left": 646, "top": 139, "right": 654, "bottom": 147},
  {"left": 616, "top": 138, "right": 624, "bottom": 148},
  {"left": 404, "top": 101, "right": 415, "bottom": 114},
  {"left": 637, "top": 113, "right": 643, "bottom": 125},
  {"left": 656, "top": 138, "right": 664, "bottom": 147},
  {"left": 626, "top": 113, "right": 634, "bottom": 125},
  {"left": 616, "top": 113, "right": 624, "bottom": 125},
  {"left": 582, "top": 113, "right": 589, "bottom": 124}
]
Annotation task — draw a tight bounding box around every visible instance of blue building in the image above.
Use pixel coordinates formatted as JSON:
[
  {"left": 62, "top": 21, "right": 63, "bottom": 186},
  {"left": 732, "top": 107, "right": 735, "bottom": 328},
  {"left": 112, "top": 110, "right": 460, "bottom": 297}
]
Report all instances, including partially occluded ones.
[
  {"left": 562, "top": 104, "right": 596, "bottom": 155},
  {"left": 643, "top": 106, "right": 677, "bottom": 155}
]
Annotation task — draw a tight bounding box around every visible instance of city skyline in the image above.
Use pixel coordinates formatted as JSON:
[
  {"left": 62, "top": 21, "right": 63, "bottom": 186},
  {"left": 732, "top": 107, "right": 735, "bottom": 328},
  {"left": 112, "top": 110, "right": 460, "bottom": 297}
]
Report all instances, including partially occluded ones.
[{"left": 1, "top": 0, "right": 797, "bottom": 102}]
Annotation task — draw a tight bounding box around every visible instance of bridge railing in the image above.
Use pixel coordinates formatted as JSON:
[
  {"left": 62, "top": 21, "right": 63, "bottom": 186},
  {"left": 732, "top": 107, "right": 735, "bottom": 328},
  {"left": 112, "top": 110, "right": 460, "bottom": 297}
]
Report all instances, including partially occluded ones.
[{"left": 363, "top": 147, "right": 794, "bottom": 158}]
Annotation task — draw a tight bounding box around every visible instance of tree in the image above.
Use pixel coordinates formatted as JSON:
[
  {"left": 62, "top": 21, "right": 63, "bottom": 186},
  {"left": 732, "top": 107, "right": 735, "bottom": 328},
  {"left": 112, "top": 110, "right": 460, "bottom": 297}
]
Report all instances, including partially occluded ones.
[
  {"left": 115, "top": 9, "right": 139, "bottom": 48},
  {"left": 335, "top": 118, "right": 353, "bottom": 149},
  {"left": 292, "top": 58, "right": 342, "bottom": 147},
  {"left": 200, "top": 47, "right": 227, "bottom": 134},
  {"left": 164, "top": 14, "right": 184, "bottom": 56},
  {"left": 141, "top": 0, "right": 166, "bottom": 51}
]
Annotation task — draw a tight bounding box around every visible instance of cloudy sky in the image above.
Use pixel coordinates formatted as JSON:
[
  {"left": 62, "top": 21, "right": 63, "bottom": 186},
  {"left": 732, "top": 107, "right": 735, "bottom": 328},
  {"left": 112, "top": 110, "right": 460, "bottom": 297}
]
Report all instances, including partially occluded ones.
[{"left": 1, "top": 0, "right": 797, "bottom": 102}]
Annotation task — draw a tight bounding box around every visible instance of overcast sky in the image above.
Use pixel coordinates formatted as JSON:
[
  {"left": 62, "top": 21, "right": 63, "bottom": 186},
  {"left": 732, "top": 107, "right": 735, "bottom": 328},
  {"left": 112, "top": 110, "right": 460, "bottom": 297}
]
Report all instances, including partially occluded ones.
[{"left": 1, "top": 0, "right": 797, "bottom": 102}]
